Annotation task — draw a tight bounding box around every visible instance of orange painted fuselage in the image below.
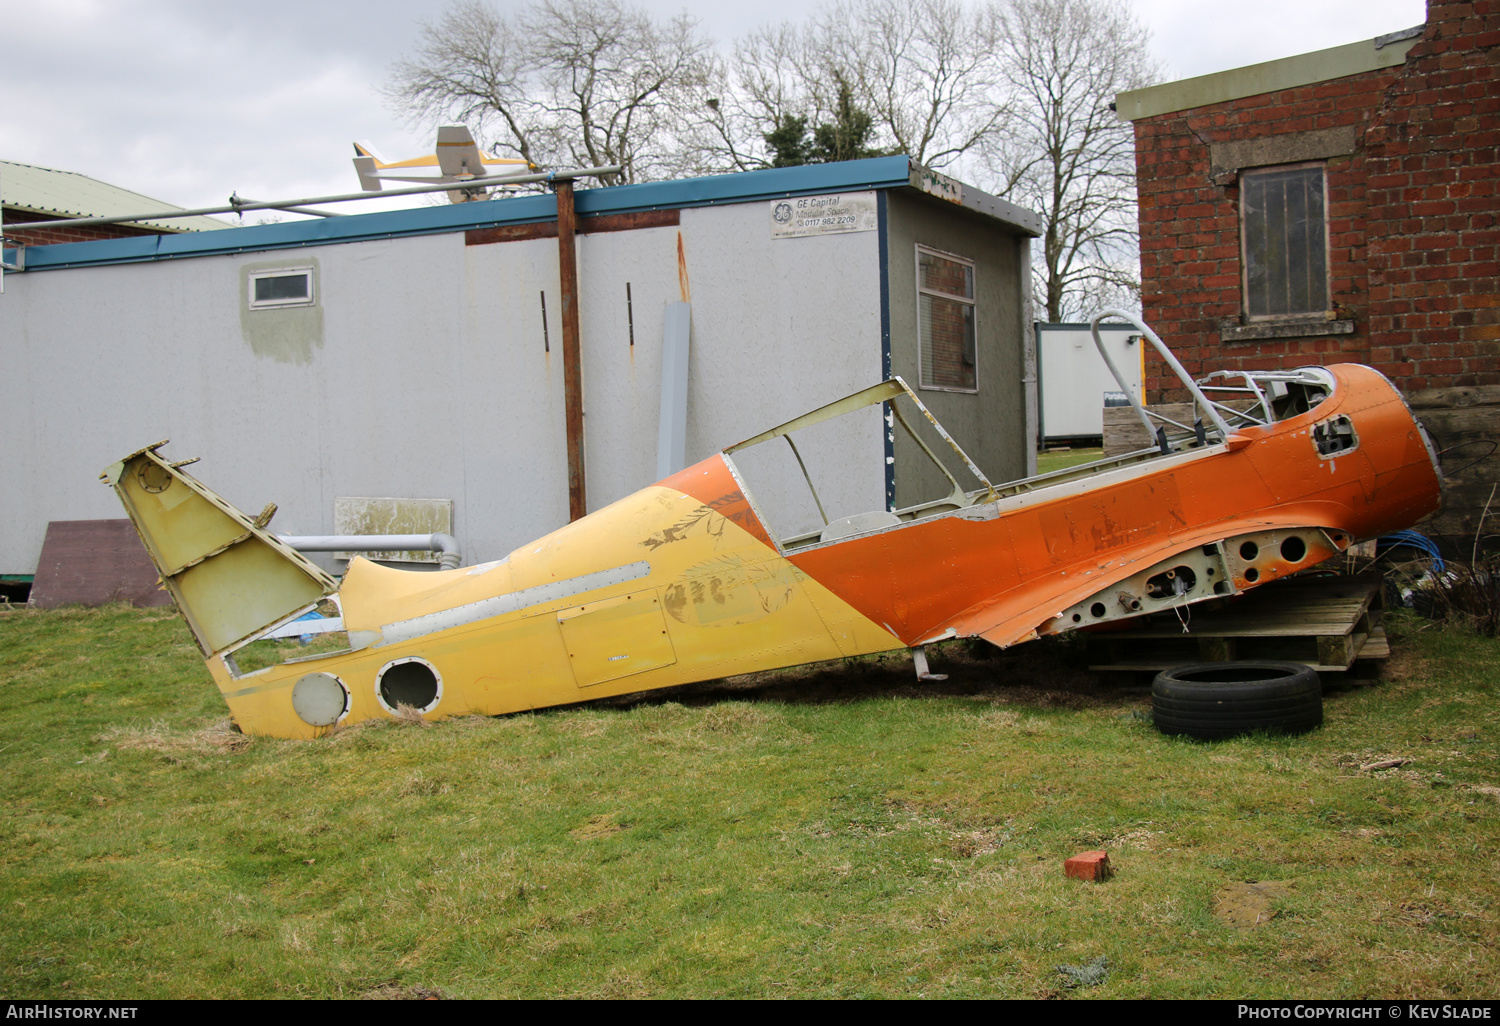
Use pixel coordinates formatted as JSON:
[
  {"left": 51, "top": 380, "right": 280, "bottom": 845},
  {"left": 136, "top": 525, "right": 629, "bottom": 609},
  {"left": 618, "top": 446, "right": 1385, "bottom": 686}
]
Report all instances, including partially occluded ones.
[{"left": 661, "top": 364, "right": 1439, "bottom": 653}]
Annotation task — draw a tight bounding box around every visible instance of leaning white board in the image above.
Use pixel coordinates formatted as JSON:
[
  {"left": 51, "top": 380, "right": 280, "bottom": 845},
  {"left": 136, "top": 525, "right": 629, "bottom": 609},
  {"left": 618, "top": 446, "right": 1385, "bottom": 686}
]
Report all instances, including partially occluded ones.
[{"left": 1035, "top": 323, "right": 1144, "bottom": 443}]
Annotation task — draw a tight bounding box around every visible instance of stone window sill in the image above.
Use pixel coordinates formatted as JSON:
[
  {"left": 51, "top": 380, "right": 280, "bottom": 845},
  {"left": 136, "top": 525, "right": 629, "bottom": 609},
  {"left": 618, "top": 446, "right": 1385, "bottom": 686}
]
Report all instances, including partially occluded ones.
[{"left": 1219, "top": 319, "right": 1354, "bottom": 344}]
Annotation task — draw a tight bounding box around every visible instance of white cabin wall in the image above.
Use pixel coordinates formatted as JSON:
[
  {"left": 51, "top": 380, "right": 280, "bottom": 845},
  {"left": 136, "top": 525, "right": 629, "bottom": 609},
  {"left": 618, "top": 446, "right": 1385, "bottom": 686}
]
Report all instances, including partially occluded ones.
[
  {"left": 679, "top": 201, "right": 887, "bottom": 533},
  {"left": 1, "top": 201, "right": 885, "bottom": 575}
]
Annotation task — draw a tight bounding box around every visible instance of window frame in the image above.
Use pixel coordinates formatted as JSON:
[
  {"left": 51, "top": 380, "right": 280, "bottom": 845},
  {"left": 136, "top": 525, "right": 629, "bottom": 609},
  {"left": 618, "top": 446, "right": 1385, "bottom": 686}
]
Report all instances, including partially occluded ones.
[
  {"left": 248, "top": 267, "right": 316, "bottom": 310},
  {"left": 1239, "top": 162, "right": 1332, "bottom": 323},
  {"left": 914, "top": 244, "right": 979, "bottom": 394}
]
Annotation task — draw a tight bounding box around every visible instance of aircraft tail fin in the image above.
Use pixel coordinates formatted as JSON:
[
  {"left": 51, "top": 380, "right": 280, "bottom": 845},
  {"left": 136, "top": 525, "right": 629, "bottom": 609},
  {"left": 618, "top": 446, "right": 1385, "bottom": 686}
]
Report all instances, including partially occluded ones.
[
  {"left": 102, "top": 442, "right": 337, "bottom": 658},
  {"left": 352, "top": 141, "right": 384, "bottom": 191}
]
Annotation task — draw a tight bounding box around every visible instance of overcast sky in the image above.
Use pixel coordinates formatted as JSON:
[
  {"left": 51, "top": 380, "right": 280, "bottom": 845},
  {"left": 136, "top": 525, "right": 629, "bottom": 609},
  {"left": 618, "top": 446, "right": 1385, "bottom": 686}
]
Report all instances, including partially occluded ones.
[{"left": 1, "top": 0, "right": 1427, "bottom": 223}]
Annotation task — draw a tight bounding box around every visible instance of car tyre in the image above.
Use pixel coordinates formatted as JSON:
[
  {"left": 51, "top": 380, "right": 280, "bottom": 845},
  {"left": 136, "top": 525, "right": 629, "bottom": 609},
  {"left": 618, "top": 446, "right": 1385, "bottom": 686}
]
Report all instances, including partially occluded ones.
[{"left": 1151, "top": 661, "right": 1322, "bottom": 740}]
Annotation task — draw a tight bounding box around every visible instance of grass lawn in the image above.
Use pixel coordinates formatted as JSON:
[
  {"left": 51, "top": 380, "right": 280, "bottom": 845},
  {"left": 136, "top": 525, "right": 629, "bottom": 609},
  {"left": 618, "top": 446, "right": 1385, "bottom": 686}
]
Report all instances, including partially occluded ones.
[
  {"left": 0, "top": 601, "right": 1496, "bottom": 999},
  {"left": 1036, "top": 447, "right": 1105, "bottom": 474}
]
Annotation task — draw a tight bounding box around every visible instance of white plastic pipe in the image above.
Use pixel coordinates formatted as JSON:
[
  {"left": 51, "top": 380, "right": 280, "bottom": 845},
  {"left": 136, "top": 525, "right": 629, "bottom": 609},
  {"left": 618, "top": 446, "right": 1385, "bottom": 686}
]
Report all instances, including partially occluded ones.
[{"left": 278, "top": 534, "right": 461, "bottom": 570}]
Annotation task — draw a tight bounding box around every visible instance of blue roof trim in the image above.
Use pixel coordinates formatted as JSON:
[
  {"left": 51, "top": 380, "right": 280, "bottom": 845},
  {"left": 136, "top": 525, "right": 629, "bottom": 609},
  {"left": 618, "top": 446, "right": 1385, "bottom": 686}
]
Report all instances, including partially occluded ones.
[{"left": 11, "top": 156, "right": 917, "bottom": 273}]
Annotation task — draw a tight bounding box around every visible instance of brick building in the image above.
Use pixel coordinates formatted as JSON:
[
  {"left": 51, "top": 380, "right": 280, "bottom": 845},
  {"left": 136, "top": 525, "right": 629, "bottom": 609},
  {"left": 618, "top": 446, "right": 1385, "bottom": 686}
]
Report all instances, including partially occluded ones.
[
  {"left": 1114, "top": 0, "right": 1499, "bottom": 541},
  {"left": 2, "top": 159, "right": 230, "bottom": 247},
  {"left": 1116, "top": 0, "right": 1498, "bottom": 403}
]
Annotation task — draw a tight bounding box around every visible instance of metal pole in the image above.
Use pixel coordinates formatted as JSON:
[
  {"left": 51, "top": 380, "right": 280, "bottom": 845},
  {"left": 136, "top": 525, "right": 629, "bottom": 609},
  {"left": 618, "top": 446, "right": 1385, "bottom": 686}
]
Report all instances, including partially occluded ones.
[
  {"left": 2, "top": 166, "right": 624, "bottom": 232},
  {"left": 229, "top": 194, "right": 343, "bottom": 218},
  {"left": 555, "top": 178, "right": 587, "bottom": 523}
]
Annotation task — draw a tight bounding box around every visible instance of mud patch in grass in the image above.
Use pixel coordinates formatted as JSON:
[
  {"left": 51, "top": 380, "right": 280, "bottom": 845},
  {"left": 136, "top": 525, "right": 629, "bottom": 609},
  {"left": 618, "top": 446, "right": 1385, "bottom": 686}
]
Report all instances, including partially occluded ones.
[
  {"left": 571, "top": 813, "right": 628, "bottom": 839},
  {"left": 1214, "top": 880, "right": 1297, "bottom": 927}
]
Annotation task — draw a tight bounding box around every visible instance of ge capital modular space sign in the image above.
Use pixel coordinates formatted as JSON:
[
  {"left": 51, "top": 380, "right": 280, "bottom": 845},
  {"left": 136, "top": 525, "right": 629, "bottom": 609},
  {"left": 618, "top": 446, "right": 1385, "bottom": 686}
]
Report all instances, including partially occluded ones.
[{"left": 769, "top": 192, "right": 878, "bottom": 238}]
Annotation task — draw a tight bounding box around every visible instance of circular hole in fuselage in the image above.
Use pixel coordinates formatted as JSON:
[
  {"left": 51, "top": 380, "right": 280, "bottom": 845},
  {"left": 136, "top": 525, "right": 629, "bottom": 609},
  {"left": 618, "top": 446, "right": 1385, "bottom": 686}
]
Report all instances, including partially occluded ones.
[
  {"left": 379, "top": 660, "right": 439, "bottom": 711},
  {"left": 1280, "top": 536, "right": 1307, "bottom": 562},
  {"left": 1090, "top": 602, "right": 1107, "bottom": 618},
  {"left": 1245, "top": 567, "right": 1260, "bottom": 583},
  {"left": 1239, "top": 541, "right": 1259, "bottom": 561}
]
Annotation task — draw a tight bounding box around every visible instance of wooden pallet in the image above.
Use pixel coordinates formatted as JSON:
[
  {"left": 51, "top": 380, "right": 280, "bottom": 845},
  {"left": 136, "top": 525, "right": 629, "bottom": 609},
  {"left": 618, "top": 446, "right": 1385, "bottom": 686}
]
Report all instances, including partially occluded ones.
[{"left": 1087, "top": 573, "right": 1386, "bottom": 673}]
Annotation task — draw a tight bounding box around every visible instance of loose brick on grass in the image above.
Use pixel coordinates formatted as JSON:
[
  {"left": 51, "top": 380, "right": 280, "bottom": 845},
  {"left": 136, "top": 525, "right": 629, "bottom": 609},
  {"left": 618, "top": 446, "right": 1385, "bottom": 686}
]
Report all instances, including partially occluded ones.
[{"left": 1064, "top": 850, "right": 1113, "bottom": 882}]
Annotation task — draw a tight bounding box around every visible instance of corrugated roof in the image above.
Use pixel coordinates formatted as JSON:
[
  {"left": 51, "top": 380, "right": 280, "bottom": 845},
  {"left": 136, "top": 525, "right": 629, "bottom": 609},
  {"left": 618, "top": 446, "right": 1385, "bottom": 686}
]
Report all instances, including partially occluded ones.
[{"left": 0, "top": 160, "right": 232, "bottom": 233}]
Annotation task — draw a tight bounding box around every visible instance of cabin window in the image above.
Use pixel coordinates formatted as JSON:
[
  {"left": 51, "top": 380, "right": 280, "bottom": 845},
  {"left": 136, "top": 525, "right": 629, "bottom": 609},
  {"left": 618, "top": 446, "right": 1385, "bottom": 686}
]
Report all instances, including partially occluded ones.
[
  {"left": 248, "top": 267, "right": 315, "bottom": 309},
  {"left": 1240, "top": 164, "right": 1329, "bottom": 321},
  {"left": 916, "top": 246, "right": 977, "bottom": 392}
]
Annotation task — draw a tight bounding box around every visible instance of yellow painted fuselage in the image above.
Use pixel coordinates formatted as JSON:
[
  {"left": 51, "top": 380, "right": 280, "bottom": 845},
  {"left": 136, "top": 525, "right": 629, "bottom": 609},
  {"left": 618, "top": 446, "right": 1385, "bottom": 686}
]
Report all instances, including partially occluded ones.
[{"left": 210, "top": 466, "right": 897, "bottom": 738}]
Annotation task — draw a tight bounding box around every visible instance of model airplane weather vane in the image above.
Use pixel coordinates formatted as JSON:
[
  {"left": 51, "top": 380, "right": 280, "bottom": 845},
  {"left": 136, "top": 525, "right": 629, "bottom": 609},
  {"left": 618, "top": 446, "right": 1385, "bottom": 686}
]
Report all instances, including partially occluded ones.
[{"left": 352, "top": 125, "right": 537, "bottom": 203}]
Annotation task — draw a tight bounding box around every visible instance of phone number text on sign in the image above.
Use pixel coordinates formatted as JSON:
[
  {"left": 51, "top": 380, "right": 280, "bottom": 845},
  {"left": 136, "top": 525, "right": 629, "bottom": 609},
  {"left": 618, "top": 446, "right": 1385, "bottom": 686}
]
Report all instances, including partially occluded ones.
[{"left": 770, "top": 193, "right": 878, "bottom": 238}]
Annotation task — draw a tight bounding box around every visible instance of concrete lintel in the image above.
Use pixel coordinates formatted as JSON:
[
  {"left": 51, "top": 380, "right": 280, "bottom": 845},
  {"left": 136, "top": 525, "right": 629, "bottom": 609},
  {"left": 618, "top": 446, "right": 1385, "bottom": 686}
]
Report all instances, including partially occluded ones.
[
  {"left": 1219, "top": 318, "right": 1355, "bottom": 344},
  {"left": 1115, "top": 28, "right": 1422, "bottom": 122},
  {"left": 1209, "top": 125, "right": 1361, "bottom": 183}
]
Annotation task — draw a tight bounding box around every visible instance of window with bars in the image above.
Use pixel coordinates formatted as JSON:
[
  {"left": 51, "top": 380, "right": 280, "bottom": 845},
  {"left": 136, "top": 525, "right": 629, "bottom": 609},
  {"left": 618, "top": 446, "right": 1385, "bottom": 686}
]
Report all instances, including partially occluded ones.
[
  {"left": 1241, "top": 164, "right": 1330, "bottom": 321},
  {"left": 917, "top": 246, "right": 977, "bottom": 391}
]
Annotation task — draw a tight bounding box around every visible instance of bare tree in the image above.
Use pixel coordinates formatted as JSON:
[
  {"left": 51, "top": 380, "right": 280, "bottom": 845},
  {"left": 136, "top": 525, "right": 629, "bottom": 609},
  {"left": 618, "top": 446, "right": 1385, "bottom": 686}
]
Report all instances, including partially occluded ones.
[
  {"left": 681, "top": 52, "right": 762, "bottom": 173},
  {"left": 987, "top": 0, "right": 1159, "bottom": 322},
  {"left": 685, "top": 23, "right": 835, "bottom": 173},
  {"left": 689, "top": 0, "right": 1005, "bottom": 174},
  {"left": 524, "top": 0, "right": 712, "bottom": 183},
  {"left": 388, "top": 0, "right": 714, "bottom": 185},
  {"left": 388, "top": 1, "right": 543, "bottom": 169},
  {"left": 826, "top": 0, "right": 1008, "bottom": 169}
]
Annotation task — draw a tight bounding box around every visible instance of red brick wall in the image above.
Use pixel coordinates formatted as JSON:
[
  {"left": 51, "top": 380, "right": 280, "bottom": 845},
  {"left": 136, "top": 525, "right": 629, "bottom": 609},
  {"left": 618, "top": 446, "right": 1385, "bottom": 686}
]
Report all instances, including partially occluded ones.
[
  {"left": 1134, "top": 0, "right": 1500, "bottom": 401},
  {"left": 2, "top": 209, "right": 167, "bottom": 247},
  {"left": 1364, "top": 0, "right": 1500, "bottom": 391}
]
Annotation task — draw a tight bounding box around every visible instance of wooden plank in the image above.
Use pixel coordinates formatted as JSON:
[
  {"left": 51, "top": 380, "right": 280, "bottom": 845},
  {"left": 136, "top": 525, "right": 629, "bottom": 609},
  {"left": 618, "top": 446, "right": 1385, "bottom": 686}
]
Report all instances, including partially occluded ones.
[
  {"left": 1417, "top": 407, "right": 1500, "bottom": 440},
  {"left": 1102, "top": 399, "right": 1262, "bottom": 457},
  {"left": 1102, "top": 404, "right": 1193, "bottom": 457},
  {"left": 28, "top": 519, "right": 172, "bottom": 609},
  {"left": 1087, "top": 574, "right": 1386, "bottom": 671},
  {"left": 464, "top": 221, "right": 558, "bottom": 245},
  {"left": 464, "top": 208, "right": 679, "bottom": 246},
  {"left": 1404, "top": 384, "right": 1500, "bottom": 410},
  {"left": 1092, "top": 658, "right": 1355, "bottom": 672},
  {"left": 1358, "top": 627, "right": 1390, "bottom": 660},
  {"left": 1092, "top": 635, "right": 1379, "bottom": 672},
  {"left": 1120, "top": 578, "right": 1377, "bottom": 639},
  {"left": 1317, "top": 632, "right": 1355, "bottom": 667}
]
